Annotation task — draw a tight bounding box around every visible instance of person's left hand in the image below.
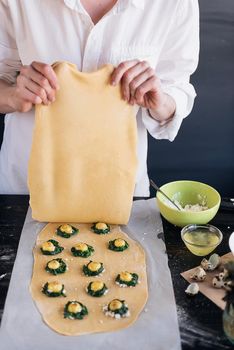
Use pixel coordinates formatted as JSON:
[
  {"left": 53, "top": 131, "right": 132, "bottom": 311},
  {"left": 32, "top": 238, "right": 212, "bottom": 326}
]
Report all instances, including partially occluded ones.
[{"left": 110, "top": 59, "right": 166, "bottom": 112}]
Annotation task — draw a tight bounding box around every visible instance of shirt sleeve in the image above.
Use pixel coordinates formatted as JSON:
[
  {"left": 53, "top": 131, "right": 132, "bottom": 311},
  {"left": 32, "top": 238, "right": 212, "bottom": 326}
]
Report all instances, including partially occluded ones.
[
  {"left": 0, "top": 0, "right": 21, "bottom": 84},
  {"left": 142, "top": 0, "right": 200, "bottom": 141}
]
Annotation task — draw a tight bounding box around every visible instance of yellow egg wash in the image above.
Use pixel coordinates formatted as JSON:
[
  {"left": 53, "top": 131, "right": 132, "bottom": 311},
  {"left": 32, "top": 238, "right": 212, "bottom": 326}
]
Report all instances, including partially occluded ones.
[{"left": 183, "top": 231, "right": 220, "bottom": 256}]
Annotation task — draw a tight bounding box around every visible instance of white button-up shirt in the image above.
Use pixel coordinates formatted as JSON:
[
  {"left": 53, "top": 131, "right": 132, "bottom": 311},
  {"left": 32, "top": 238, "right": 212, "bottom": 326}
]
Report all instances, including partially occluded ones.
[{"left": 0, "top": 0, "right": 199, "bottom": 195}]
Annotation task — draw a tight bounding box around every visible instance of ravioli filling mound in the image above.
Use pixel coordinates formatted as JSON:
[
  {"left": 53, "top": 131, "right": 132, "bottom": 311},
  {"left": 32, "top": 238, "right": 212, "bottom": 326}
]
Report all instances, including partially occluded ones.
[
  {"left": 91, "top": 222, "right": 110, "bottom": 234},
  {"left": 87, "top": 281, "right": 108, "bottom": 297},
  {"left": 56, "top": 224, "right": 79, "bottom": 238},
  {"left": 48, "top": 260, "right": 60, "bottom": 269},
  {"left": 46, "top": 258, "right": 67, "bottom": 275},
  {"left": 83, "top": 261, "right": 104, "bottom": 276},
  {"left": 42, "top": 281, "right": 66, "bottom": 297},
  {"left": 103, "top": 299, "right": 130, "bottom": 319},
  {"left": 41, "top": 239, "right": 64, "bottom": 255},
  {"left": 60, "top": 224, "right": 73, "bottom": 233},
  {"left": 116, "top": 271, "right": 139, "bottom": 287},
  {"left": 76, "top": 243, "right": 88, "bottom": 251},
  {"left": 64, "top": 301, "right": 88, "bottom": 320},
  {"left": 42, "top": 241, "right": 55, "bottom": 252},
  {"left": 108, "top": 238, "right": 129, "bottom": 252},
  {"left": 115, "top": 239, "right": 126, "bottom": 247},
  {"left": 71, "top": 242, "right": 94, "bottom": 257}
]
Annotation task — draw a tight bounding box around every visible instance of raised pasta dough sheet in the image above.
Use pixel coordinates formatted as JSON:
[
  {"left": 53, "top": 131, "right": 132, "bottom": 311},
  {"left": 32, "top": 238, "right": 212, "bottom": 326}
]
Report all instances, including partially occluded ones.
[
  {"left": 28, "top": 62, "right": 137, "bottom": 224},
  {"left": 30, "top": 223, "right": 148, "bottom": 336}
]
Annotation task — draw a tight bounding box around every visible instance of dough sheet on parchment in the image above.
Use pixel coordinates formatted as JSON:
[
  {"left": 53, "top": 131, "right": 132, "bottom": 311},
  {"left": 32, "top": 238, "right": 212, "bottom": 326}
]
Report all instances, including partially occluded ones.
[
  {"left": 30, "top": 223, "right": 148, "bottom": 336},
  {"left": 28, "top": 62, "right": 138, "bottom": 224}
]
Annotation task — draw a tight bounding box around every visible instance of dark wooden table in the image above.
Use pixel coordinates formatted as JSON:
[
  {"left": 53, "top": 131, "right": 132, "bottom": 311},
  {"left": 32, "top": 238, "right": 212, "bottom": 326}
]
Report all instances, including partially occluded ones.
[{"left": 0, "top": 195, "right": 233, "bottom": 349}]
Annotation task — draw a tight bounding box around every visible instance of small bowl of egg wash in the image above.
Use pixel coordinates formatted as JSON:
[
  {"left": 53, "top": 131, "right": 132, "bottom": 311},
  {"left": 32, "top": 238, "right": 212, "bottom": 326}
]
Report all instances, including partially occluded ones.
[{"left": 181, "top": 224, "right": 223, "bottom": 256}]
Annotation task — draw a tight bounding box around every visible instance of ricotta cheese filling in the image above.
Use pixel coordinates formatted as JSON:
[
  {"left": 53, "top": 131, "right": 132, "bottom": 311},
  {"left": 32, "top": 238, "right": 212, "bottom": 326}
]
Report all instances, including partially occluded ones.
[
  {"left": 42, "top": 241, "right": 55, "bottom": 252},
  {"left": 48, "top": 260, "right": 60, "bottom": 269},
  {"left": 60, "top": 224, "right": 73, "bottom": 234}
]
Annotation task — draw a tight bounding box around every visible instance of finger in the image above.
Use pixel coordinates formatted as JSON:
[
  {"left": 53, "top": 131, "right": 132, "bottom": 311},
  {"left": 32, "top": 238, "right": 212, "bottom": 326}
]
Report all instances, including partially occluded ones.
[
  {"left": 17, "top": 101, "right": 33, "bottom": 113},
  {"left": 21, "top": 65, "right": 56, "bottom": 102},
  {"left": 135, "top": 76, "right": 157, "bottom": 106},
  {"left": 110, "top": 60, "right": 139, "bottom": 86},
  {"left": 31, "top": 61, "right": 59, "bottom": 90},
  {"left": 19, "top": 86, "right": 42, "bottom": 105},
  {"left": 120, "top": 61, "right": 149, "bottom": 102},
  {"left": 18, "top": 75, "right": 49, "bottom": 105},
  {"left": 129, "top": 67, "right": 155, "bottom": 104}
]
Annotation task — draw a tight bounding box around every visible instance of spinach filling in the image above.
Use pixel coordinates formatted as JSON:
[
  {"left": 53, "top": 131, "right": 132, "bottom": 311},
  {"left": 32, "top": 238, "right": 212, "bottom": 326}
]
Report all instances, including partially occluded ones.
[
  {"left": 108, "top": 238, "right": 129, "bottom": 252},
  {"left": 107, "top": 299, "right": 129, "bottom": 317},
  {"left": 115, "top": 272, "right": 139, "bottom": 287},
  {"left": 91, "top": 223, "right": 110, "bottom": 234},
  {"left": 71, "top": 243, "right": 94, "bottom": 258},
  {"left": 83, "top": 261, "right": 104, "bottom": 276},
  {"left": 42, "top": 282, "right": 66, "bottom": 297},
  {"left": 56, "top": 224, "right": 79, "bottom": 238},
  {"left": 41, "top": 239, "right": 64, "bottom": 255},
  {"left": 45, "top": 258, "right": 67, "bottom": 275},
  {"left": 64, "top": 301, "right": 88, "bottom": 320},
  {"left": 87, "top": 282, "right": 108, "bottom": 297}
]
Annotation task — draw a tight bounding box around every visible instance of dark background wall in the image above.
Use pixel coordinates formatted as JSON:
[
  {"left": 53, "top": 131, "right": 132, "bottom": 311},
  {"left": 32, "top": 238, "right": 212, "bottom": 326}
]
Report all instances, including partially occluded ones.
[
  {"left": 148, "top": 0, "right": 234, "bottom": 197},
  {"left": 0, "top": 0, "right": 234, "bottom": 196}
]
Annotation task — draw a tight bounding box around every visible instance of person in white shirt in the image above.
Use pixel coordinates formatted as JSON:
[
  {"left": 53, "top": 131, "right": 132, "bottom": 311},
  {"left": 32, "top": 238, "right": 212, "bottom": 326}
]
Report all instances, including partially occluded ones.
[{"left": 0, "top": 0, "right": 199, "bottom": 196}]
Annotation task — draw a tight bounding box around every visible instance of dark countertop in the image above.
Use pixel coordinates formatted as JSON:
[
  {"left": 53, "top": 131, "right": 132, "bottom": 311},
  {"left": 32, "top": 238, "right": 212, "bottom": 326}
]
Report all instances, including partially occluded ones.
[{"left": 0, "top": 195, "right": 233, "bottom": 349}]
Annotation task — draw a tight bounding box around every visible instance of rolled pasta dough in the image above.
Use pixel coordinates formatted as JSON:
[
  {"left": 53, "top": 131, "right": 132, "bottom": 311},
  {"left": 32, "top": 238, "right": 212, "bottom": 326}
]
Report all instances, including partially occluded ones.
[
  {"left": 28, "top": 62, "right": 137, "bottom": 224},
  {"left": 30, "top": 223, "right": 148, "bottom": 336}
]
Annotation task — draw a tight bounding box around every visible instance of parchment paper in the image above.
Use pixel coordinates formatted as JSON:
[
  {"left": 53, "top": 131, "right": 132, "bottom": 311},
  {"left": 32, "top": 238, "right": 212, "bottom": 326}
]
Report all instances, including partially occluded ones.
[{"left": 0, "top": 199, "right": 181, "bottom": 350}]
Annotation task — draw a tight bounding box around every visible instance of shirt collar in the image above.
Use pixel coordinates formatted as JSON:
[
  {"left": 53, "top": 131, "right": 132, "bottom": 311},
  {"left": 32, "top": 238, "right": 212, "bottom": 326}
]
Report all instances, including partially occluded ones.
[
  {"left": 63, "top": 0, "right": 145, "bottom": 13},
  {"left": 131, "top": 0, "right": 145, "bottom": 10},
  {"left": 63, "top": 0, "right": 81, "bottom": 12},
  {"left": 117, "top": 0, "right": 145, "bottom": 12}
]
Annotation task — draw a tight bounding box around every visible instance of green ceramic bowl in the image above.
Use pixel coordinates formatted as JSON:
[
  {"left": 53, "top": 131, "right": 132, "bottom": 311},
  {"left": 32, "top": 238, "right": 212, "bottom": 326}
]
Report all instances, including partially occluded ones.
[{"left": 156, "top": 180, "right": 221, "bottom": 227}]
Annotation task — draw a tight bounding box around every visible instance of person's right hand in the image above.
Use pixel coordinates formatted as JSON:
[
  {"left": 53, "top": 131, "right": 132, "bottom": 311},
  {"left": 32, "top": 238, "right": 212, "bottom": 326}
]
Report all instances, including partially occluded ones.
[{"left": 9, "top": 61, "right": 59, "bottom": 113}]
